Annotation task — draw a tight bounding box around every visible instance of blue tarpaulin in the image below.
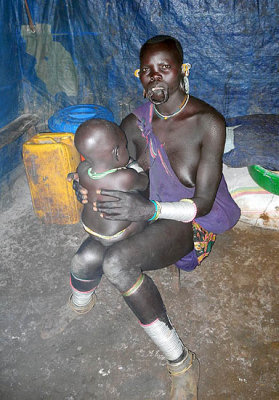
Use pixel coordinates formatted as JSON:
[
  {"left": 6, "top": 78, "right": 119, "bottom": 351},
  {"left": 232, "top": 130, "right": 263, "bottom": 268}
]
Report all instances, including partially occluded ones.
[
  {"left": 225, "top": 114, "right": 279, "bottom": 170},
  {"left": 1, "top": 0, "right": 278, "bottom": 129}
]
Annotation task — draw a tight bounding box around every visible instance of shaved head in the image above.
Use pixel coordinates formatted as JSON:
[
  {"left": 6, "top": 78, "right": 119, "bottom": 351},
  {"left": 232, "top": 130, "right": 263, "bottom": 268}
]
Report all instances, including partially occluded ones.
[
  {"left": 140, "top": 35, "right": 183, "bottom": 65},
  {"left": 74, "top": 118, "right": 128, "bottom": 168}
]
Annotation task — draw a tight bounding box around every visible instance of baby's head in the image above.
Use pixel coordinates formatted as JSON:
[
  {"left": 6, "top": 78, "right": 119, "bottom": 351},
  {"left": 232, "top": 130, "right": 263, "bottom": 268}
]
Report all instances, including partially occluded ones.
[{"left": 75, "top": 119, "right": 129, "bottom": 169}]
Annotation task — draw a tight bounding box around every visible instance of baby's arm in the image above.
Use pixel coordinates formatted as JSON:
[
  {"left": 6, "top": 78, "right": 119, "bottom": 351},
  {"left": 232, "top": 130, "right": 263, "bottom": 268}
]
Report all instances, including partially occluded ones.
[
  {"left": 76, "top": 161, "right": 91, "bottom": 185},
  {"left": 126, "top": 160, "right": 148, "bottom": 192}
]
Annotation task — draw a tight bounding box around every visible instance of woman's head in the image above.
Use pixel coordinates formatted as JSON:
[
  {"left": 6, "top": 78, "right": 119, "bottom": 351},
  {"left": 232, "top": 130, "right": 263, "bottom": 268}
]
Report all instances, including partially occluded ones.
[{"left": 139, "top": 36, "right": 185, "bottom": 104}]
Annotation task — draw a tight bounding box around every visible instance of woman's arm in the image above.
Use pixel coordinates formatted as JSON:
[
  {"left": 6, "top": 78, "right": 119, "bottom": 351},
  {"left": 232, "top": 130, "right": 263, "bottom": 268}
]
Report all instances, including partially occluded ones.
[
  {"left": 94, "top": 111, "right": 225, "bottom": 223},
  {"left": 191, "top": 111, "right": 225, "bottom": 217}
]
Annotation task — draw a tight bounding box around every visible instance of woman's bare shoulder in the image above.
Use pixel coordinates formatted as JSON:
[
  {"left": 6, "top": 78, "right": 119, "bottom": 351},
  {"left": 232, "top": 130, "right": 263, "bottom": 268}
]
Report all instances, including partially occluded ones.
[
  {"left": 189, "top": 96, "right": 225, "bottom": 136},
  {"left": 190, "top": 96, "right": 224, "bottom": 122},
  {"left": 120, "top": 113, "right": 138, "bottom": 133}
]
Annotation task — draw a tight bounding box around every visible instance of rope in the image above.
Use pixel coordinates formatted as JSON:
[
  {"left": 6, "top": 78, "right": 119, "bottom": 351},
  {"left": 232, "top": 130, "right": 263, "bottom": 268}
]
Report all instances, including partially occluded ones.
[{"left": 24, "top": 0, "right": 36, "bottom": 33}]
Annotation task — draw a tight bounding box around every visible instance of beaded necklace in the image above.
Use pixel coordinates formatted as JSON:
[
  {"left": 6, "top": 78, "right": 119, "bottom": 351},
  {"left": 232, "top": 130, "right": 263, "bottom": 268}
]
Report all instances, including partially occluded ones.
[
  {"left": 88, "top": 166, "right": 126, "bottom": 180},
  {"left": 154, "top": 94, "right": 189, "bottom": 120}
]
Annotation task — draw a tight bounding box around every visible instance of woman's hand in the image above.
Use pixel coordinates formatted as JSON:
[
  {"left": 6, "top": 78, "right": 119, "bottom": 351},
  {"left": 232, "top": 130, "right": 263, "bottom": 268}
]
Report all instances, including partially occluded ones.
[
  {"left": 93, "top": 189, "right": 155, "bottom": 222},
  {"left": 67, "top": 172, "right": 88, "bottom": 204}
]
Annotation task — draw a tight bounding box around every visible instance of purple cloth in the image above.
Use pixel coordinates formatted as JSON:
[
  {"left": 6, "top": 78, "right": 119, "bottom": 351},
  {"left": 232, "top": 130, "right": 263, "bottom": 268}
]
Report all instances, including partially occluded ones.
[
  {"left": 133, "top": 102, "right": 240, "bottom": 235},
  {"left": 175, "top": 249, "right": 199, "bottom": 272}
]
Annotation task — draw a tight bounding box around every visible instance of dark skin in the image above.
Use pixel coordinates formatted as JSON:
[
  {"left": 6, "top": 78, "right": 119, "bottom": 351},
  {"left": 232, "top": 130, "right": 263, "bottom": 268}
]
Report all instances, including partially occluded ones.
[
  {"left": 74, "top": 121, "right": 148, "bottom": 245},
  {"left": 68, "top": 40, "right": 225, "bottom": 278}
]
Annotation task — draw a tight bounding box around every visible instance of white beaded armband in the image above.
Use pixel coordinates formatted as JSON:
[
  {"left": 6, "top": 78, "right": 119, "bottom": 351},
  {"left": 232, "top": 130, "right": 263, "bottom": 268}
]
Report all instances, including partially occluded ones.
[{"left": 149, "top": 199, "right": 197, "bottom": 223}]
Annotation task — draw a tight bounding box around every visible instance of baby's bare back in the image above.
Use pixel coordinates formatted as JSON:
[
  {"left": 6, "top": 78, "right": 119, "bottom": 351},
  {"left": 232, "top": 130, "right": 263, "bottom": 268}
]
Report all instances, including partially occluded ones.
[{"left": 79, "top": 166, "right": 146, "bottom": 243}]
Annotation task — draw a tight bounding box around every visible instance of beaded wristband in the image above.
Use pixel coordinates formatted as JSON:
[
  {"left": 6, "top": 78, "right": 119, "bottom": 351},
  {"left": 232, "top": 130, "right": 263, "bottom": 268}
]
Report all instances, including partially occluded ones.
[
  {"left": 154, "top": 201, "right": 162, "bottom": 220},
  {"left": 148, "top": 200, "right": 161, "bottom": 221},
  {"left": 148, "top": 200, "right": 158, "bottom": 221}
]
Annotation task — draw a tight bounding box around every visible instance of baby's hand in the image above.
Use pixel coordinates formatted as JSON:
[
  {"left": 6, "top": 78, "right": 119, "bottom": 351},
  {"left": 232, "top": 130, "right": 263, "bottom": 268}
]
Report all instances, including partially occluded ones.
[{"left": 67, "top": 172, "right": 88, "bottom": 204}]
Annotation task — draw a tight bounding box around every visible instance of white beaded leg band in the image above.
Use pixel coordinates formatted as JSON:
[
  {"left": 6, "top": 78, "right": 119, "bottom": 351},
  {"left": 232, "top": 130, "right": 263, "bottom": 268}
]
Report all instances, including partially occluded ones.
[
  {"left": 141, "top": 318, "right": 184, "bottom": 361},
  {"left": 71, "top": 288, "right": 95, "bottom": 307},
  {"left": 157, "top": 198, "right": 197, "bottom": 223}
]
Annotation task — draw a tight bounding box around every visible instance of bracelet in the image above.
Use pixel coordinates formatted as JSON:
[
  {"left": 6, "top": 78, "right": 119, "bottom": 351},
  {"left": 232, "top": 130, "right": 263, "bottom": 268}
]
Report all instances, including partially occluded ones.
[
  {"left": 148, "top": 200, "right": 161, "bottom": 221},
  {"left": 157, "top": 198, "right": 197, "bottom": 222},
  {"left": 180, "top": 198, "right": 197, "bottom": 223},
  {"left": 127, "top": 160, "right": 144, "bottom": 173}
]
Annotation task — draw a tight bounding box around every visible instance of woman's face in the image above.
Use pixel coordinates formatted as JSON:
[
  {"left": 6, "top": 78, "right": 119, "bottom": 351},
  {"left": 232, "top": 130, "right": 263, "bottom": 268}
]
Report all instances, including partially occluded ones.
[{"left": 139, "top": 42, "right": 182, "bottom": 104}]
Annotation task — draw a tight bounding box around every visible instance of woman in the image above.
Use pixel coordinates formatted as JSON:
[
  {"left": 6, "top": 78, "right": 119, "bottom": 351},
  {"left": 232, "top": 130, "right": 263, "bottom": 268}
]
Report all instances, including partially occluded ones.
[{"left": 69, "top": 35, "right": 240, "bottom": 400}]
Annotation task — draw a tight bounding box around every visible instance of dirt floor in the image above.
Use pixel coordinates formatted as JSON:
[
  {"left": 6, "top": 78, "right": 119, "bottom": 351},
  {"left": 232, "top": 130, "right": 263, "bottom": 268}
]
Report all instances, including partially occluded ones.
[{"left": 0, "top": 170, "right": 278, "bottom": 400}]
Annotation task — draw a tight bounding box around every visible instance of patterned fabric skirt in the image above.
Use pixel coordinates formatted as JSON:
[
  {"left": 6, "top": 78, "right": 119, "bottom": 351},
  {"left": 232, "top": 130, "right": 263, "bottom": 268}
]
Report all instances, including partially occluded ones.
[{"left": 192, "top": 220, "right": 216, "bottom": 264}]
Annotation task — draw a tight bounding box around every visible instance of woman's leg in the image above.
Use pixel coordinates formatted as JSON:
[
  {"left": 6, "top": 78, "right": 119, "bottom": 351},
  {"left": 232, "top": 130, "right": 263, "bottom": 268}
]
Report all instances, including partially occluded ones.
[
  {"left": 102, "top": 220, "right": 193, "bottom": 348},
  {"left": 103, "top": 219, "right": 194, "bottom": 291},
  {"left": 102, "top": 220, "right": 199, "bottom": 399},
  {"left": 70, "top": 236, "right": 106, "bottom": 312}
]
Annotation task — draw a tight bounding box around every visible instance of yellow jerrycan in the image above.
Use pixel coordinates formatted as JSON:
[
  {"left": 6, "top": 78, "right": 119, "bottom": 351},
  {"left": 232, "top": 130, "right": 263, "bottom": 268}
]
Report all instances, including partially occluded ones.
[{"left": 22, "top": 133, "right": 82, "bottom": 224}]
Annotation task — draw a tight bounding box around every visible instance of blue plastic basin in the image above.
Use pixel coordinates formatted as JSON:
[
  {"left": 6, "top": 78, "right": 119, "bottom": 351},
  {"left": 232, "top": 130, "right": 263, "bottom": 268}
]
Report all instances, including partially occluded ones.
[{"left": 48, "top": 104, "right": 114, "bottom": 133}]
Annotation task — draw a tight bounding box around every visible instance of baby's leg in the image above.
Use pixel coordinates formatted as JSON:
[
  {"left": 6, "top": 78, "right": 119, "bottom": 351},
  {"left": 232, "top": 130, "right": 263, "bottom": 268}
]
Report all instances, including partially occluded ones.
[{"left": 70, "top": 236, "right": 105, "bottom": 313}]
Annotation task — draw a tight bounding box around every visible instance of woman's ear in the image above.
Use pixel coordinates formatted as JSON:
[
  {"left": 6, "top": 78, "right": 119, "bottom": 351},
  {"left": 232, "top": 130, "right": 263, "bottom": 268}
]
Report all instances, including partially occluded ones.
[
  {"left": 181, "top": 63, "right": 191, "bottom": 76},
  {"left": 114, "top": 145, "right": 119, "bottom": 161}
]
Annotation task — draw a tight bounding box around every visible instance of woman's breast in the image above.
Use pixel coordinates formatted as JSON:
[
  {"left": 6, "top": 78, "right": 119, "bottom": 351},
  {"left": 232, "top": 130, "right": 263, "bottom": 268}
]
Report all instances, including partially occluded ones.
[{"left": 165, "top": 148, "right": 199, "bottom": 188}]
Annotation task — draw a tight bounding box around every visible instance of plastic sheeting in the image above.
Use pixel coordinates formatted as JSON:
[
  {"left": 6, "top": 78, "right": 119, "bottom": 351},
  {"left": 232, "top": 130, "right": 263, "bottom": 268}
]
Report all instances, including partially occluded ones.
[
  {"left": 1, "top": 0, "right": 278, "bottom": 129},
  {"left": 224, "top": 114, "right": 279, "bottom": 170}
]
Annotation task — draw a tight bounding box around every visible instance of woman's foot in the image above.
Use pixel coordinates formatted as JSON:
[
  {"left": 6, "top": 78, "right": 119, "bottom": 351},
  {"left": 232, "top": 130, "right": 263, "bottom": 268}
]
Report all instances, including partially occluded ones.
[{"left": 167, "top": 350, "right": 200, "bottom": 400}]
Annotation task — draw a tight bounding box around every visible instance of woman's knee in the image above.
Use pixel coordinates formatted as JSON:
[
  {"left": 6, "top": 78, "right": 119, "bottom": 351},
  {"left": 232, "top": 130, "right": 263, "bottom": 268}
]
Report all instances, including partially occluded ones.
[
  {"left": 102, "top": 245, "right": 139, "bottom": 291},
  {"left": 71, "top": 238, "right": 104, "bottom": 280}
]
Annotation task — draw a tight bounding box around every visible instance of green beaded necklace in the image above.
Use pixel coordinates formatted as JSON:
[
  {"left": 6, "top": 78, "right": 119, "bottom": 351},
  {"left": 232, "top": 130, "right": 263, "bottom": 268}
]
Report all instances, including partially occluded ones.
[{"left": 88, "top": 167, "right": 126, "bottom": 180}]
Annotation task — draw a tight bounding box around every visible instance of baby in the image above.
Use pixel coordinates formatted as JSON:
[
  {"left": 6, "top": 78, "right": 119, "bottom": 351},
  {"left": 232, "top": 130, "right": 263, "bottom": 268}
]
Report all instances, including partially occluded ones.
[{"left": 74, "top": 118, "right": 148, "bottom": 246}]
